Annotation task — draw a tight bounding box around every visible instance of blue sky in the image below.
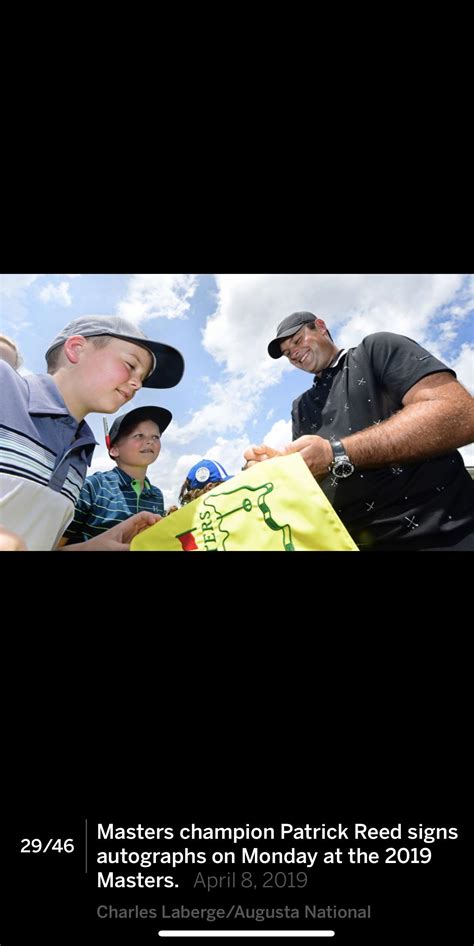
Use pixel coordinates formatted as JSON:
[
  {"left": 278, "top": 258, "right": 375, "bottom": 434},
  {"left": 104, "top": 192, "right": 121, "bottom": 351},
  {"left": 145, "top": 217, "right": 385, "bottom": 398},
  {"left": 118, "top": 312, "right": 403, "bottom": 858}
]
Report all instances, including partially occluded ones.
[{"left": 1, "top": 273, "right": 473, "bottom": 508}]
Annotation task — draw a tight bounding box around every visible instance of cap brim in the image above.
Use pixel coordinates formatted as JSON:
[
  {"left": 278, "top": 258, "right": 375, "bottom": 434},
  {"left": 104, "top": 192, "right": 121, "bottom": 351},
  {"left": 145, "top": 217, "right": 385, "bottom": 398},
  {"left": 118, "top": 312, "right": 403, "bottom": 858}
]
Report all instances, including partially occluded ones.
[
  {"left": 268, "top": 323, "right": 306, "bottom": 359},
  {"left": 109, "top": 406, "right": 173, "bottom": 445},
  {"left": 122, "top": 336, "right": 184, "bottom": 388}
]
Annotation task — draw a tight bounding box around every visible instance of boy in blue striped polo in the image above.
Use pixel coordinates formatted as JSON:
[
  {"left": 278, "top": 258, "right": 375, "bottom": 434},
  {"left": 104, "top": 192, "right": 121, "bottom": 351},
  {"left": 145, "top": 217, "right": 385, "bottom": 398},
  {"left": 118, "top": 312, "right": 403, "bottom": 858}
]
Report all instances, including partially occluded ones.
[
  {"left": 62, "top": 406, "right": 171, "bottom": 544},
  {"left": 0, "top": 315, "right": 184, "bottom": 551}
]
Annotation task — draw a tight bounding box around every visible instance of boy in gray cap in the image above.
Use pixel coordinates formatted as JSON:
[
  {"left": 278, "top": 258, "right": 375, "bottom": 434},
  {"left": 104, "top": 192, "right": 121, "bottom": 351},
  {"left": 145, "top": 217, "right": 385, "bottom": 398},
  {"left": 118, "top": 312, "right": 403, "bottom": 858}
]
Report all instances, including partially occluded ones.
[{"left": 0, "top": 315, "right": 184, "bottom": 551}]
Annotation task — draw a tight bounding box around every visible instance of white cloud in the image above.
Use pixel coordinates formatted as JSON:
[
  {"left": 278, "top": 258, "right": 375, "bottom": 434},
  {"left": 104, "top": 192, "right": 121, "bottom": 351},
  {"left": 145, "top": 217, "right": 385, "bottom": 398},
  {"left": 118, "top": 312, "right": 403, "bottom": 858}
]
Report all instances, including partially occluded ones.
[
  {"left": 448, "top": 303, "right": 472, "bottom": 318},
  {"left": 451, "top": 344, "right": 474, "bottom": 394},
  {"left": 261, "top": 419, "right": 292, "bottom": 450},
  {"left": 0, "top": 274, "right": 41, "bottom": 295},
  {"left": 117, "top": 274, "right": 198, "bottom": 325},
  {"left": 336, "top": 275, "right": 466, "bottom": 349},
  {"left": 88, "top": 446, "right": 115, "bottom": 476},
  {"left": 166, "top": 373, "right": 275, "bottom": 445},
  {"left": 437, "top": 320, "right": 458, "bottom": 343},
  {"left": 0, "top": 274, "right": 80, "bottom": 328},
  {"left": 0, "top": 275, "right": 42, "bottom": 328},
  {"left": 191, "top": 274, "right": 468, "bottom": 439},
  {"left": 39, "top": 281, "right": 72, "bottom": 307},
  {"left": 205, "top": 436, "right": 252, "bottom": 477},
  {"left": 205, "top": 274, "right": 466, "bottom": 373},
  {"left": 0, "top": 274, "right": 80, "bottom": 295}
]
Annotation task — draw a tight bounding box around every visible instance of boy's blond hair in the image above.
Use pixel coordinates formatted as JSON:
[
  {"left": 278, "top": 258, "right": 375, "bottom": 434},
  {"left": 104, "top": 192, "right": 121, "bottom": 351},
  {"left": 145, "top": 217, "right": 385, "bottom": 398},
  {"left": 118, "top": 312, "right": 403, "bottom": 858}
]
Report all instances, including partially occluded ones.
[{"left": 0, "top": 334, "right": 22, "bottom": 369}]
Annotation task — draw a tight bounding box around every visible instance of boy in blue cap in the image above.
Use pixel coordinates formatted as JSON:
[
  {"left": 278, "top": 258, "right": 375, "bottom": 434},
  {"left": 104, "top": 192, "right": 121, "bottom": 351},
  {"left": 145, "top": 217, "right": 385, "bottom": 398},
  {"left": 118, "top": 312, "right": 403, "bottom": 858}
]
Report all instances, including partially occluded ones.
[{"left": 178, "top": 459, "right": 233, "bottom": 506}]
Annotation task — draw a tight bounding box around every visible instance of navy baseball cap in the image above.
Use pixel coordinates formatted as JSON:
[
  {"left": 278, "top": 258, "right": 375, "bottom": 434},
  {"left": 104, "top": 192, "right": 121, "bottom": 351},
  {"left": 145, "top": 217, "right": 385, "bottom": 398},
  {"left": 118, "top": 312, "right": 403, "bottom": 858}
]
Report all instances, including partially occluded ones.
[
  {"left": 267, "top": 311, "right": 317, "bottom": 359},
  {"left": 186, "top": 459, "right": 233, "bottom": 490},
  {"left": 45, "top": 315, "right": 184, "bottom": 388},
  {"left": 107, "top": 405, "right": 172, "bottom": 447}
]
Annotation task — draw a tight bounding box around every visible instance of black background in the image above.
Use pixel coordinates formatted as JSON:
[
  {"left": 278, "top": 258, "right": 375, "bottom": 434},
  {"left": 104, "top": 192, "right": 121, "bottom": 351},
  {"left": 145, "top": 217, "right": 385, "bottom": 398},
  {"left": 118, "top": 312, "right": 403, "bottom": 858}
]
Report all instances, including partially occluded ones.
[{"left": 6, "top": 556, "right": 470, "bottom": 945}]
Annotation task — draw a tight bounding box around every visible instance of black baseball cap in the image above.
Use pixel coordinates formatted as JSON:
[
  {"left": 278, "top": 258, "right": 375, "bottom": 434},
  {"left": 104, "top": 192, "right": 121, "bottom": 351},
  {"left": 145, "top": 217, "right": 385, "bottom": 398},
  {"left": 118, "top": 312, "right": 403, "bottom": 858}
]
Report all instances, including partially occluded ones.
[
  {"left": 108, "top": 406, "right": 172, "bottom": 448},
  {"left": 268, "top": 311, "right": 317, "bottom": 359}
]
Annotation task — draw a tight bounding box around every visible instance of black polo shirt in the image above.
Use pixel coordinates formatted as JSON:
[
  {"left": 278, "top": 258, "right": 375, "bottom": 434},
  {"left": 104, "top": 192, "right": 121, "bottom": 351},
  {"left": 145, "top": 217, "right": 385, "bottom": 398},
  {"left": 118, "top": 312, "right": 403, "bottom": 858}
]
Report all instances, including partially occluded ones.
[{"left": 291, "top": 332, "right": 474, "bottom": 550}]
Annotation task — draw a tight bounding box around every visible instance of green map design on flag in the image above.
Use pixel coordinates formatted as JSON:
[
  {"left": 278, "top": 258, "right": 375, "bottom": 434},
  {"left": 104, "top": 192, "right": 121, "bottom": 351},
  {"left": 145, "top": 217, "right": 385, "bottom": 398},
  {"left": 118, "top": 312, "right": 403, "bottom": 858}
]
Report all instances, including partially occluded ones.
[{"left": 199, "top": 481, "right": 295, "bottom": 551}]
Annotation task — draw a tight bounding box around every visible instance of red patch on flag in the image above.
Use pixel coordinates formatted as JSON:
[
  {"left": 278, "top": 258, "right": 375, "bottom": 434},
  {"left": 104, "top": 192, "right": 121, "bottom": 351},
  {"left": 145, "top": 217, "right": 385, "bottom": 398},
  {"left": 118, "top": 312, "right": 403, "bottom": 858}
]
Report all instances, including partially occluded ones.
[{"left": 177, "top": 531, "right": 198, "bottom": 551}]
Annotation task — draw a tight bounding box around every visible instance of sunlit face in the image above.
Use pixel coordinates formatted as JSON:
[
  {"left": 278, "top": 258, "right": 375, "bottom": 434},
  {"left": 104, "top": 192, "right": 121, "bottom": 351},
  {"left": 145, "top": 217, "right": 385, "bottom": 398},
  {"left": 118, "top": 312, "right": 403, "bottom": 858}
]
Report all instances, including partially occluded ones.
[
  {"left": 110, "top": 420, "right": 161, "bottom": 467},
  {"left": 80, "top": 338, "right": 153, "bottom": 414},
  {"left": 279, "top": 321, "right": 334, "bottom": 376}
]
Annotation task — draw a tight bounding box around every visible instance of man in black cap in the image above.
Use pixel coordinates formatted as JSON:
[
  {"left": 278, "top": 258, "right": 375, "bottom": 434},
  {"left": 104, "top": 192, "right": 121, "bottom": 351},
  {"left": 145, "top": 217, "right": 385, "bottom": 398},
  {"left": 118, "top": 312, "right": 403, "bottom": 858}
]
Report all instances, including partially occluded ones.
[
  {"left": 244, "top": 312, "right": 474, "bottom": 550},
  {"left": 61, "top": 405, "right": 172, "bottom": 545}
]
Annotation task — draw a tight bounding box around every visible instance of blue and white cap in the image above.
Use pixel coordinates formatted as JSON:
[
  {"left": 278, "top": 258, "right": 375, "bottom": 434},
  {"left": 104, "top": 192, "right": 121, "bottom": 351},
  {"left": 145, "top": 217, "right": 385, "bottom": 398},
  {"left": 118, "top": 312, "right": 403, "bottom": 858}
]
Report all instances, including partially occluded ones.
[{"left": 186, "top": 459, "right": 233, "bottom": 490}]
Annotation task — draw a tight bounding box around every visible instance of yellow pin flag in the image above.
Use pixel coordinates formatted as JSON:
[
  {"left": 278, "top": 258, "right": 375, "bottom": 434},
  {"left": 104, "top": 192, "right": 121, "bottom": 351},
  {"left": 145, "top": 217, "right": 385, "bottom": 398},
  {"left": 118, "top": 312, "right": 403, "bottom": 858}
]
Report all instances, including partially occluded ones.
[{"left": 131, "top": 453, "right": 359, "bottom": 552}]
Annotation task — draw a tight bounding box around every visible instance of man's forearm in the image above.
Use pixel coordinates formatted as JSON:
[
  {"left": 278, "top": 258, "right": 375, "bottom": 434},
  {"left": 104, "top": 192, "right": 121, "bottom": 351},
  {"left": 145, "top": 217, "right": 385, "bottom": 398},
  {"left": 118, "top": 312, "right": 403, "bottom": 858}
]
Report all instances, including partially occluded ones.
[{"left": 343, "top": 399, "right": 474, "bottom": 468}]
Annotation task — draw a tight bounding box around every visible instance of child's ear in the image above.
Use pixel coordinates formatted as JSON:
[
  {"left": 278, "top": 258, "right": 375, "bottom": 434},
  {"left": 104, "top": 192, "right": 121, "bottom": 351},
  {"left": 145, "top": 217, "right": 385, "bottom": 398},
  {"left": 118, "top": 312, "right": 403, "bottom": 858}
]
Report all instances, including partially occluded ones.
[
  {"left": 63, "top": 334, "right": 88, "bottom": 364},
  {"left": 109, "top": 444, "right": 120, "bottom": 460}
]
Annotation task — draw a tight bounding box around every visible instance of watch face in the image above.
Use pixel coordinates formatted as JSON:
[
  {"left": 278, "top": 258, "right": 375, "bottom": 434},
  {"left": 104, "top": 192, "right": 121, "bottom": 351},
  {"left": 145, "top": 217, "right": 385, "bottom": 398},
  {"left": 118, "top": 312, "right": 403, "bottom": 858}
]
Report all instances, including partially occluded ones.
[{"left": 333, "top": 458, "right": 355, "bottom": 478}]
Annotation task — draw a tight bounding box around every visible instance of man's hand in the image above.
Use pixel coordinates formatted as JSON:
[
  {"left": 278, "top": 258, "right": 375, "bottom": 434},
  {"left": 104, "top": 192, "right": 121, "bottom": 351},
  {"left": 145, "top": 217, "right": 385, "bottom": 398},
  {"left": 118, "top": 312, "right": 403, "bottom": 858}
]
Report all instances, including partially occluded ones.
[
  {"left": 243, "top": 444, "right": 283, "bottom": 468},
  {"left": 60, "top": 512, "right": 161, "bottom": 551},
  {"left": 0, "top": 526, "right": 28, "bottom": 551},
  {"left": 283, "top": 435, "right": 334, "bottom": 479},
  {"left": 244, "top": 437, "right": 333, "bottom": 479}
]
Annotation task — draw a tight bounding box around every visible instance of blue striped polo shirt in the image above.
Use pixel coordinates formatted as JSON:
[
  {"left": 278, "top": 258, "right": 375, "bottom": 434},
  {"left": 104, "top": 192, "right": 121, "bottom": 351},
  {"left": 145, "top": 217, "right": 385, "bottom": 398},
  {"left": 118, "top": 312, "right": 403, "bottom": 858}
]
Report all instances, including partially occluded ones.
[
  {"left": 64, "top": 466, "right": 165, "bottom": 542},
  {"left": 0, "top": 363, "right": 97, "bottom": 549}
]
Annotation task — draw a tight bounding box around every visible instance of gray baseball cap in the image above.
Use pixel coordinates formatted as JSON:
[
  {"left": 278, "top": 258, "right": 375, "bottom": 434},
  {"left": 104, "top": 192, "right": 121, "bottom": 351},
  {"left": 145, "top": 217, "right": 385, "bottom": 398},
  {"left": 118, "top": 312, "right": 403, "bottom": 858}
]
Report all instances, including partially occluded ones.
[
  {"left": 45, "top": 315, "right": 184, "bottom": 388},
  {"left": 268, "top": 311, "right": 317, "bottom": 359}
]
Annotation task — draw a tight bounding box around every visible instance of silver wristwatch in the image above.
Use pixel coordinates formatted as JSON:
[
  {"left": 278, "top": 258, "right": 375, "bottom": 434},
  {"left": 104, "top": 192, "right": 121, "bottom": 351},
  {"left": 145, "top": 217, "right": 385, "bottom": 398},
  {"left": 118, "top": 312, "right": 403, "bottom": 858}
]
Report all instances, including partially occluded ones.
[{"left": 330, "top": 440, "right": 355, "bottom": 479}]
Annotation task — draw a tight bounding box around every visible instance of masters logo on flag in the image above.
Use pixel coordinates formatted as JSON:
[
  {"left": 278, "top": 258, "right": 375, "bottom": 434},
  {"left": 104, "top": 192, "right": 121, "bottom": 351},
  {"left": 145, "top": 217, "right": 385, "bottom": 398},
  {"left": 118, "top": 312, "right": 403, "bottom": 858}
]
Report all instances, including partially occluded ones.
[{"left": 131, "top": 454, "right": 358, "bottom": 552}]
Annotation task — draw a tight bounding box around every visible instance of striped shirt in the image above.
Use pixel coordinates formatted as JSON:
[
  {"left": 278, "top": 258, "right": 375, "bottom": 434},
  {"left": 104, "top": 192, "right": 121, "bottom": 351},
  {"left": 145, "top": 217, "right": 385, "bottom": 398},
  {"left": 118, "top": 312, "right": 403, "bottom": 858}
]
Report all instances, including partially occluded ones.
[
  {"left": 0, "top": 363, "right": 96, "bottom": 550},
  {"left": 64, "top": 466, "right": 164, "bottom": 543}
]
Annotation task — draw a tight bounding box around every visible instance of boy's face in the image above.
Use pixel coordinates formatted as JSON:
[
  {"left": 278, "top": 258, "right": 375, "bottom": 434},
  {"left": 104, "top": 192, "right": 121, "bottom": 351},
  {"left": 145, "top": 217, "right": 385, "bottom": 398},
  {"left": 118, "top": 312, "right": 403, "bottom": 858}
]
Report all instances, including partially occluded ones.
[
  {"left": 79, "top": 338, "right": 154, "bottom": 414},
  {"left": 110, "top": 420, "right": 161, "bottom": 468}
]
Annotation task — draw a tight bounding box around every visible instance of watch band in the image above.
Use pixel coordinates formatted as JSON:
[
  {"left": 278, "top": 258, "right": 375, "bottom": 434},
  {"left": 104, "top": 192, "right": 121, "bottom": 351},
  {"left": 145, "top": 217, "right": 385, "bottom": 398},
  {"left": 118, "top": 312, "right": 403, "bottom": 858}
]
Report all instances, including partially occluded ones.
[
  {"left": 329, "top": 440, "right": 355, "bottom": 478},
  {"left": 331, "top": 440, "right": 347, "bottom": 461}
]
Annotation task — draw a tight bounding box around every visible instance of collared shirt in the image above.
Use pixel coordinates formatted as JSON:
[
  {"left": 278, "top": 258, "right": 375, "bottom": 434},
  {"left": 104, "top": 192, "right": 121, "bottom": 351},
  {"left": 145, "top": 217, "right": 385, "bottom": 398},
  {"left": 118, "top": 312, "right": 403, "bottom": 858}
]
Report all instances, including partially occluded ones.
[
  {"left": 291, "top": 332, "right": 474, "bottom": 550},
  {"left": 0, "top": 363, "right": 97, "bottom": 550},
  {"left": 64, "top": 466, "right": 164, "bottom": 543}
]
